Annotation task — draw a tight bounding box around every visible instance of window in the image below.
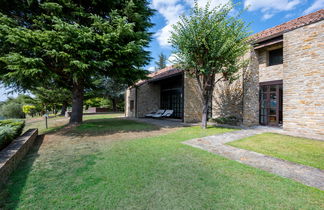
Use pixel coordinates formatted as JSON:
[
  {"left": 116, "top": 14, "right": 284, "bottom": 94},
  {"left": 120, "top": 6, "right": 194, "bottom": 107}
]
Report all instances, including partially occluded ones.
[
  {"left": 130, "top": 100, "right": 134, "bottom": 111},
  {"left": 268, "top": 48, "right": 283, "bottom": 66}
]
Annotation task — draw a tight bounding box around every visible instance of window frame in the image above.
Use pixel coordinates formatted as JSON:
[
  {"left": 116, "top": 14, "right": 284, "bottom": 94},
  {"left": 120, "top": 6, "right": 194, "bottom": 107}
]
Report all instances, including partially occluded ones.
[{"left": 268, "top": 48, "right": 283, "bottom": 66}]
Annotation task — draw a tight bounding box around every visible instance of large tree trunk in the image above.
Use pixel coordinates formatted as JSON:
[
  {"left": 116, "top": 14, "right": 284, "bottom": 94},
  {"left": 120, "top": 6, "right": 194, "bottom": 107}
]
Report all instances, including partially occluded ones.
[
  {"left": 201, "top": 93, "right": 209, "bottom": 129},
  {"left": 112, "top": 98, "right": 117, "bottom": 112},
  {"left": 70, "top": 82, "right": 84, "bottom": 124},
  {"left": 60, "top": 102, "right": 68, "bottom": 116}
]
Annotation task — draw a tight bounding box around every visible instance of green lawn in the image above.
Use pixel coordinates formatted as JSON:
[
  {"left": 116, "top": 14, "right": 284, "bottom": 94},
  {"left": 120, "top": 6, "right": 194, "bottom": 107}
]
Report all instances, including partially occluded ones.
[
  {"left": 1, "top": 119, "right": 323, "bottom": 209},
  {"left": 228, "top": 132, "right": 324, "bottom": 170},
  {"left": 24, "top": 113, "right": 124, "bottom": 135},
  {"left": 73, "top": 118, "right": 157, "bottom": 135}
]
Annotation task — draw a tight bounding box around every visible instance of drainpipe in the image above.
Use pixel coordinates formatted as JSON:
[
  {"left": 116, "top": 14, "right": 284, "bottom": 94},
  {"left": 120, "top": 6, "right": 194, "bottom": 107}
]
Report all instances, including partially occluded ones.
[
  {"left": 242, "top": 66, "right": 245, "bottom": 126},
  {"left": 182, "top": 72, "right": 185, "bottom": 123},
  {"left": 135, "top": 86, "right": 138, "bottom": 118}
]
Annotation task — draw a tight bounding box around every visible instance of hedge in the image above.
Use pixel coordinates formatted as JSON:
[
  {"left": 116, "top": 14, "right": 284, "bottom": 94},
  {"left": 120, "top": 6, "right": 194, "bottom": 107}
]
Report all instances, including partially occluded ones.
[
  {"left": 0, "top": 119, "right": 25, "bottom": 150},
  {"left": 209, "top": 116, "right": 240, "bottom": 126}
]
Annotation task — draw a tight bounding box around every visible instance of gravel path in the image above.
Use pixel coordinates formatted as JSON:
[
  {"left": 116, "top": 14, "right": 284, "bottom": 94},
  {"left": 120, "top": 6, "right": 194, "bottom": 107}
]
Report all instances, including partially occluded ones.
[{"left": 184, "top": 127, "right": 324, "bottom": 191}]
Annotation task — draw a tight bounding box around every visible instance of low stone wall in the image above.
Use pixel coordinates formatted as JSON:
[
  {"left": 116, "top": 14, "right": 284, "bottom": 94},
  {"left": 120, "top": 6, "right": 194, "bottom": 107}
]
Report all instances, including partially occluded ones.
[
  {"left": 86, "top": 107, "right": 110, "bottom": 113},
  {"left": 0, "top": 129, "right": 38, "bottom": 187}
]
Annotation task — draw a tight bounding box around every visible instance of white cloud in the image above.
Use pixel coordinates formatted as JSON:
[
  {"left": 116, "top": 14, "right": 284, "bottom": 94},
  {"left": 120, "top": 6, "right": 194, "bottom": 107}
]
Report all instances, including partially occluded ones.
[
  {"left": 244, "top": 0, "right": 302, "bottom": 20},
  {"left": 152, "top": 0, "right": 230, "bottom": 48},
  {"left": 244, "top": 0, "right": 302, "bottom": 11},
  {"left": 148, "top": 66, "right": 156, "bottom": 72},
  {"left": 167, "top": 53, "right": 178, "bottom": 66},
  {"left": 284, "top": 13, "right": 294, "bottom": 19},
  {"left": 185, "top": 0, "right": 229, "bottom": 8},
  {"left": 262, "top": 12, "right": 275, "bottom": 20},
  {"left": 303, "top": 0, "right": 324, "bottom": 15}
]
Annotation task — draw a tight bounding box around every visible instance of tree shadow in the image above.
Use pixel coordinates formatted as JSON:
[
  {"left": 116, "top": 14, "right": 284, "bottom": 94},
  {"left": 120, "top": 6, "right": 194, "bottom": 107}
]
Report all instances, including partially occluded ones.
[
  {"left": 60, "top": 118, "right": 163, "bottom": 137},
  {"left": 213, "top": 80, "right": 243, "bottom": 124},
  {"left": 0, "top": 135, "right": 45, "bottom": 209}
]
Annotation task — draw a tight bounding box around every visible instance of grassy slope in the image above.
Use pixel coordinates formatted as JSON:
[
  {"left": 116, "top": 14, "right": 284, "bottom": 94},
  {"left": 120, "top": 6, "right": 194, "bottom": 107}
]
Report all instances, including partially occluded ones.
[
  {"left": 228, "top": 132, "right": 324, "bottom": 170},
  {"left": 1, "top": 120, "right": 323, "bottom": 209},
  {"left": 24, "top": 113, "right": 123, "bottom": 135}
]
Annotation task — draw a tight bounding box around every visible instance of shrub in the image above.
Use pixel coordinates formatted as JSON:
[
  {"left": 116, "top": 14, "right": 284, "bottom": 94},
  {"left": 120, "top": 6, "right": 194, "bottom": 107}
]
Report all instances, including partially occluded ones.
[
  {"left": 0, "top": 119, "right": 25, "bottom": 150},
  {"left": 210, "top": 116, "right": 240, "bottom": 126},
  {"left": 22, "top": 105, "right": 37, "bottom": 117},
  {"left": 0, "top": 102, "right": 25, "bottom": 119}
]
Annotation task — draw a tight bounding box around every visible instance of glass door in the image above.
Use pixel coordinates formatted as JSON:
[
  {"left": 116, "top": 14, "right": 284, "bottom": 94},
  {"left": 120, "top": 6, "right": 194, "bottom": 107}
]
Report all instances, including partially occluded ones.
[
  {"left": 160, "top": 89, "right": 183, "bottom": 119},
  {"left": 259, "top": 82, "right": 283, "bottom": 126}
]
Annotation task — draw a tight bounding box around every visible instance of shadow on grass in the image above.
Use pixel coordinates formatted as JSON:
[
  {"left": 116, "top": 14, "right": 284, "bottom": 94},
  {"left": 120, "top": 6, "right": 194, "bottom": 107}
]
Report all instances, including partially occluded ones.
[
  {"left": 0, "top": 135, "right": 45, "bottom": 209},
  {"left": 39, "top": 124, "right": 68, "bottom": 135},
  {"left": 62, "top": 118, "right": 162, "bottom": 137}
]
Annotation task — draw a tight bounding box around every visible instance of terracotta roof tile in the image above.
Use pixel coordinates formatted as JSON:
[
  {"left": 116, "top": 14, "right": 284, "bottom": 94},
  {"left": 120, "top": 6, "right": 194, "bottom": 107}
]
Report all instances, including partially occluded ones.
[
  {"left": 253, "top": 9, "right": 324, "bottom": 43},
  {"left": 136, "top": 66, "right": 183, "bottom": 86},
  {"left": 136, "top": 10, "right": 324, "bottom": 86}
]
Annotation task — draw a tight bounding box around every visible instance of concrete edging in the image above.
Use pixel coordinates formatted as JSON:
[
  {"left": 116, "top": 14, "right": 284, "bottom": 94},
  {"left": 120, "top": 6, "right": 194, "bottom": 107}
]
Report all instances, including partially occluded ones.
[
  {"left": 184, "top": 128, "right": 324, "bottom": 190},
  {"left": 0, "top": 129, "right": 38, "bottom": 187}
]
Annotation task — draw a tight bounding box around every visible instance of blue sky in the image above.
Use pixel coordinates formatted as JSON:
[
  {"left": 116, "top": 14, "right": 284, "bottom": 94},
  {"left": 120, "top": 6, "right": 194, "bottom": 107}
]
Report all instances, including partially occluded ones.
[
  {"left": 0, "top": 0, "right": 323, "bottom": 101},
  {"left": 146, "top": 0, "right": 323, "bottom": 71}
]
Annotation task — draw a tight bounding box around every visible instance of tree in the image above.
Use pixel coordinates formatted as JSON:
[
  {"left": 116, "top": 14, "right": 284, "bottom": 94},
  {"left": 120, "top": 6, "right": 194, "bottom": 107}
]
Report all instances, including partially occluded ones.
[
  {"left": 22, "top": 105, "right": 36, "bottom": 117},
  {"left": 92, "top": 77, "right": 127, "bottom": 112},
  {"left": 84, "top": 97, "right": 105, "bottom": 109},
  {"left": 0, "top": 95, "right": 32, "bottom": 118},
  {"left": 170, "top": 1, "right": 251, "bottom": 128},
  {"left": 155, "top": 53, "right": 167, "bottom": 70},
  {"left": 31, "top": 87, "right": 71, "bottom": 115},
  {"left": 0, "top": 0, "right": 153, "bottom": 124}
]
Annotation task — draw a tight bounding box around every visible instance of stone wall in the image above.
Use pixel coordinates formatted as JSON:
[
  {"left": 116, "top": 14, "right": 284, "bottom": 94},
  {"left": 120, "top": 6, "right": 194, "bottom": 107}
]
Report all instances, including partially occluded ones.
[
  {"left": 212, "top": 75, "right": 243, "bottom": 122},
  {"left": 0, "top": 129, "right": 38, "bottom": 187},
  {"left": 137, "top": 82, "right": 160, "bottom": 118},
  {"left": 125, "top": 83, "right": 161, "bottom": 118},
  {"left": 125, "top": 88, "right": 136, "bottom": 117},
  {"left": 242, "top": 48, "right": 260, "bottom": 126},
  {"left": 183, "top": 72, "right": 202, "bottom": 123},
  {"left": 283, "top": 20, "right": 324, "bottom": 136},
  {"left": 258, "top": 43, "right": 284, "bottom": 82}
]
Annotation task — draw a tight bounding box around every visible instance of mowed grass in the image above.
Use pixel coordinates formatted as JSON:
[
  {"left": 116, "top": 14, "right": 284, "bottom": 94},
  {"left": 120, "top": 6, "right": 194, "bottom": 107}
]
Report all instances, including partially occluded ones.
[
  {"left": 1, "top": 119, "right": 323, "bottom": 209},
  {"left": 73, "top": 118, "right": 157, "bottom": 135},
  {"left": 24, "top": 113, "right": 124, "bottom": 135},
  {"left": 228, "top": 132, "right": 324, "bottom": 170}
]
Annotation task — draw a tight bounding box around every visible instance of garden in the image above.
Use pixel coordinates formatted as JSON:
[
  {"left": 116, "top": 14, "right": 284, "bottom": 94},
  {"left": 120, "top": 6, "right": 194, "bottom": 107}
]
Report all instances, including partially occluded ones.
[
  {"left": 0, "top": 119, "right": 25, "bottom": 150},
  {"left": 0, "top": 114, "right": 323, "bottom": 209}
]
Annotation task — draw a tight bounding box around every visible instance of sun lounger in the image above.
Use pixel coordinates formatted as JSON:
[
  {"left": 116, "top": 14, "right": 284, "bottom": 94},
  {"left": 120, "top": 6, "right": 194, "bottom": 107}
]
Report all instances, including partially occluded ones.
[
  {"left": 152, "top": 109, "right": 173, "bottom": 118},
  {"left": 147, "top": 109, "right": 165, "bottom": 118},
  {"left": 145, "top": 111, "right": 157, "bottom": 117}
]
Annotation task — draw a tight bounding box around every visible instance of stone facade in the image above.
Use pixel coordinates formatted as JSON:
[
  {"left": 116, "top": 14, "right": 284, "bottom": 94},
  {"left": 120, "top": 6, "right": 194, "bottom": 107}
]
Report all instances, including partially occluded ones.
[
  {"left": 0, "top": 129, "right": 38, "bottom": 187},
  {"left": 125, "top": 19, "right": 324, "bottom": 137},
  {"left": 125, "top": 82, "right": 160, "bottom": 118},
  {"left": 125, "top": 88, "right": 136, "bottom": 117},
  {"left": 242, "top": 49, "right": 260, "bottom": 126},
  {"left": 183, "top": 72, "right": 202, "bottom": 123},
  {"left": 137, "top": 82, "right": 160, "bottom": 117},
  {"left": 212, "top": 75, "right": 243, "bottom": 122},
  {"left": 283, "top": 20, "right": 324, "bottom": 136},
  {"left": 258, "top": 43, "right": 284, "bottom": 82}
]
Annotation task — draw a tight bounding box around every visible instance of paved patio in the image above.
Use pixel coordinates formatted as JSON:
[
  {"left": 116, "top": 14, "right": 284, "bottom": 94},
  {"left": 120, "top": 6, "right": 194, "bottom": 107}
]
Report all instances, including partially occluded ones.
[
  {"left": 127, "top": 117, "right": 190, "bottom": 128},
  {"left": 184, "top": 127, "right": 324, "bottom": 191}
]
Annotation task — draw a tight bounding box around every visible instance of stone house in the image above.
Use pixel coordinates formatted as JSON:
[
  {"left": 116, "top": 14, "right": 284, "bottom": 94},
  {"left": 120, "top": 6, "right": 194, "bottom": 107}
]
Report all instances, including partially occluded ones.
[{"left": 125, "top": 9, "right": 324, "bottom": 137}]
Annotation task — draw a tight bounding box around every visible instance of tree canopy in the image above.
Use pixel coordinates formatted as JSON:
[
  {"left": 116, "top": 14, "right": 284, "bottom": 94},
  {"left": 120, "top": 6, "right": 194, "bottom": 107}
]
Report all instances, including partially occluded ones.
[
  {"left": 0, "top": 0, "right": 153, "bottom": 123},
  {"left": 91, "top": 77, "right": 127, "bottom": 111},
  {"left": 170, "top": 1, "right": 251, "bottom": 128},
  {"left": 155, "top": 53, "right": 167, "bottom": 70}
]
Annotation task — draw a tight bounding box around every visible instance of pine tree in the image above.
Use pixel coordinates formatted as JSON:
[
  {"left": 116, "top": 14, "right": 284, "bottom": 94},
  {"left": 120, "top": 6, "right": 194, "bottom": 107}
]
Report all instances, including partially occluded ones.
[
  {"left": 0, "top": 0, "right": 153, "bottom": 123},
  {"left": 155, "top": 53, "right": 167, "bottom": 70}
]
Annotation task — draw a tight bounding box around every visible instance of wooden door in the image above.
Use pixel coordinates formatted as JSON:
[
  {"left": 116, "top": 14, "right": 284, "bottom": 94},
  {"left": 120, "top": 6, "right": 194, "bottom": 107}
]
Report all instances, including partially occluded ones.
[{"left": 259, "top": 81, "right": 283, "bottom": 126}]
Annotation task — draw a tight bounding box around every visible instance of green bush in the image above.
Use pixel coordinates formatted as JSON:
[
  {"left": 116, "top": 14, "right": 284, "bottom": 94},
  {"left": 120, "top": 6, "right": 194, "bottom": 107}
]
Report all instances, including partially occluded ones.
[
  {"left": 0, "top": 119, "right": 25, "bottom": 150},
  {"left": 0, "top": 102, "right": 25, "bottom": 119},
  {"left": 209, "top": 116, "right": 240, "bottom": 126}
]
